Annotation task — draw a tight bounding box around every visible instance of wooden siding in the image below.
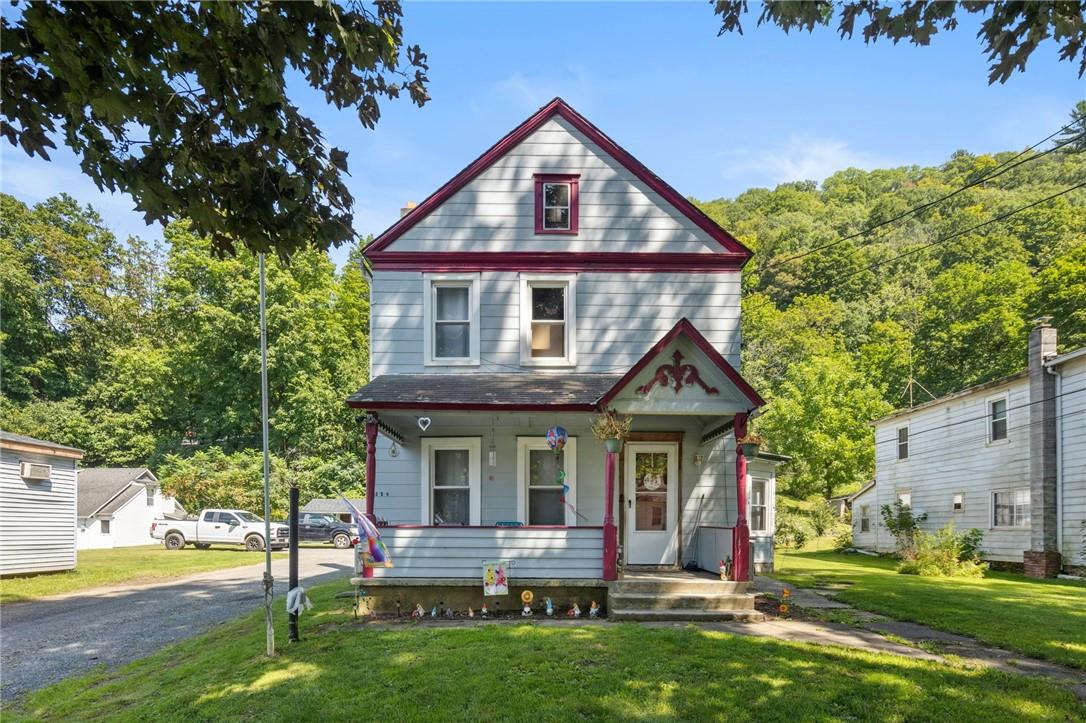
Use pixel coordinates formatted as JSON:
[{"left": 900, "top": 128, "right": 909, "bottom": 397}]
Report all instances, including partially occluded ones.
[
  {"left": 370, "top": 527, "right": 603, "bottom": 579},
  {"left": 873, "top": 378, "right": 1032, "bottom": 561},
  {"left": 1058, "top": 355, "right": 1086, "bottom": 566},
  {"left": 370, "top": 271, "right": 741, "bottom": 376},
  {"left": 386, "top": 117, "right": 721, "bottom": 254},
  {"left": 0, "top": 449, "right": 77, "bottom": 575}
]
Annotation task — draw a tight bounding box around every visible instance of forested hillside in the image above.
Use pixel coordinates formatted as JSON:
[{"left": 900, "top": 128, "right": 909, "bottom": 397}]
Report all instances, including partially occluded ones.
[
  {"left": 697, "top": 136, "right": 1085, "bottom": 499},
  {"left": 1, "top": 132, "right": 1083, "bottom": 510}
]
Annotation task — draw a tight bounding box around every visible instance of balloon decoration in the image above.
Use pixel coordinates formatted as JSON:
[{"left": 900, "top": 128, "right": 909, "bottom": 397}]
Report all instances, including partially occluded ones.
[{"left": 546, "top": 426, "right": 568, "bottom": 451}]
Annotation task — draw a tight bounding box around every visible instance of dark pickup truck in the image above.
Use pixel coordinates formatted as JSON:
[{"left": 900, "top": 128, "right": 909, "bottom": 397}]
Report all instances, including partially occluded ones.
[{"left": 284, "top": 512, "right": 358, "bottom": 548}]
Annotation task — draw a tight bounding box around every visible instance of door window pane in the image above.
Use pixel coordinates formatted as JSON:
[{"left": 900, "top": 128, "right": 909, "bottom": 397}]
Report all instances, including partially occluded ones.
[{"left": 634, "top": 452, "right": 668, "bottom": 531}]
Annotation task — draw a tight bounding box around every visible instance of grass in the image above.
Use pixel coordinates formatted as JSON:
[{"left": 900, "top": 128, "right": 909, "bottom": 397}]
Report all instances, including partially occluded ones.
[
  {"left": 9, "top": 581, "right": 1085, "bottom": 722},
  {"left": 0, "top": 545, "right": 285, "bottom": 603},
  {"left": 773, "top": 550, "right": 1086, "bottom": 669}
]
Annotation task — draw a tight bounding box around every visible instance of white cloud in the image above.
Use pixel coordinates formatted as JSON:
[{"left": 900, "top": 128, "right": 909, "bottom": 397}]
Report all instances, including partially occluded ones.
[
  {"left": 482, "top": 66, "right": 595, "bottom": 116},
  {"left": 721, "top": 135, "right": 893, "bottom": 188}
]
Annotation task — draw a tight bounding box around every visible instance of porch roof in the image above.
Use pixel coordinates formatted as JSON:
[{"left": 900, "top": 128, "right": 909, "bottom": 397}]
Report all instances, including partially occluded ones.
[{"left": 346, "top": 373, "right": 623, "bottom": 411}]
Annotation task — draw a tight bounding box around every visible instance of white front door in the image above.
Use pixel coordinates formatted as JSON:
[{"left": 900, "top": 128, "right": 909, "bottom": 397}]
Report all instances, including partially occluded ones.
[{"left": 624, "top": 442, "right": 679, "bottom": 565}]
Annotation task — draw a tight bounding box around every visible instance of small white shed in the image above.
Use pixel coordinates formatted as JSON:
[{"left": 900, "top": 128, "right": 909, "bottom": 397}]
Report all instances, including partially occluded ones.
[{"left": 0, "top": 431, "right": 83, "bottom": 575}]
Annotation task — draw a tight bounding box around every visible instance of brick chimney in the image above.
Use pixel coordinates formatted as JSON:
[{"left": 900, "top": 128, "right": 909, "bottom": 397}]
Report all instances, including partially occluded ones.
[
  {"left": 400, "top": 201, "right": 417, "bottom": 218},
  {"left": 1024, "top": 316, "right": 1060, "bottom": 578}
]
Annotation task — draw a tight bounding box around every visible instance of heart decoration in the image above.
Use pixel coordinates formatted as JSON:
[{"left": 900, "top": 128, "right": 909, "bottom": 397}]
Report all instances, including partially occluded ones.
[{"left": 417, "top": 417, "right": 432, "bottom": 432}]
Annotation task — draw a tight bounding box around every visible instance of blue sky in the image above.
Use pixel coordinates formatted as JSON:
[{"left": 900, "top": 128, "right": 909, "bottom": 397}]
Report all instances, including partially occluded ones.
[{"left": 1, "top": 2, "right": 1082, "bottom": 266}]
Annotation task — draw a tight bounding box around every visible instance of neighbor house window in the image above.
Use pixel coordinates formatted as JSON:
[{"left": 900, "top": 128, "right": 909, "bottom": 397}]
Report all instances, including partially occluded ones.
[
  {"left": 423, "top": 274, "right": 480, "bottom": 365},
  {"left": 101, "top": 519, "right": 111, "bottom": 534},
  {"left": 897, "top": 490, "right": 912, "bottom": 509},
  {"left": 750, "top": 478, "right": 768, "bottom": 533},
  {"left": 421, "top": 438, "right": 481, "bottom": 526},
  {"left": 859, "top": 505, "right": 871, "bottom": 533},
  {"left": 520, "top": 275, "right": 576, "bottom": 365},
  {"left": 146, "top": 486, "right": 155, "bottom": 506},
  {"left": 517, "top": 437, "right": 578, "bottom": 526},
  {"left": 989, "top": 396, "right": 1008, "bottom": 442},
  {"left": 993, "top": 489, "right": 1030, "bottom": 528},
  {"left": 953, "top": 493, "right": 964, "bottom": 512},
  {"left": 896, "top": 426, "right": 909, "bottom": 460},
  {"left": 534, "top": 174, "right": 579, "bottom": 234}
]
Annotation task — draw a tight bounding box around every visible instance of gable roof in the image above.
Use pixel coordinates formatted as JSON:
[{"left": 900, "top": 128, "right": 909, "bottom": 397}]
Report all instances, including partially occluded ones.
[
  {"left": 0, "top": 430, "right": 84, "bottom": 458},
  {"left": 363, "top": 97, "right": 751, "bottom": 262},
  {"left": 597, "top": 318, "right": 765, "bottom": 409},
  {"left": 78, "top": 468, "right": 157, "bottom": 518}
]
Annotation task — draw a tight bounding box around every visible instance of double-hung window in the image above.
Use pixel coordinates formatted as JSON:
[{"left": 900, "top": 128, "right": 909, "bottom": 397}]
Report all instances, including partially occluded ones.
[
  {"left": 423, "top": 274, "right": 479, "bottom": 365},
  {"left": 897, "top": 490, "right": 912, "bottom": 509},
  {"left": 993, "top": 489, "right": 1030, "bottom": 528},
  {"left": 146, "top": 486, "right": 155, "bottom": 506},
  {"left": 421, "top": 438, "right": 481, "bottom": 526},
  {"left": 517, "top": 437, "right": 578, "bottom": 525},
  {"left": 750, "top": 478, "right": 768, "bottom": 533},
  {"left": 859, "top": 505, "right": 871, "bottom": 533},
  {"left": 520, "top": 274, "right": 576, "bottom": 365},
  {"left": 896, "top": 426, "right": 909, "bottom": 460},
  {"left": 989, "top": 396, "right": 1008, "bottom": 442},
  {"left": 534, "top": 174, "right": 579, "bottom": 234}
]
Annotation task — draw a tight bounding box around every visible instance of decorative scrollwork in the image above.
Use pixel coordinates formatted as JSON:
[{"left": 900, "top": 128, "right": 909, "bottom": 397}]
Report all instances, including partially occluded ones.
[{"left": 636, "top": 350, "right": 719, "bottom": 396}]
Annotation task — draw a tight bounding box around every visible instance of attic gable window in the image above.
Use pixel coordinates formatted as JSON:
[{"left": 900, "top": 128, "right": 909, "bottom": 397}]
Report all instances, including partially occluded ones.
[{"left": 534, "top": 174, "right": 579, "bottom": 234}]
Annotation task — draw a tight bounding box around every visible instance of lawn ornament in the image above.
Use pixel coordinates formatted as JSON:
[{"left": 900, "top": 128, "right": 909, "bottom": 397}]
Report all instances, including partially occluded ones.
[
  {"left": 481, "top": 603, "right": 489, "bottom": 619},
  {"left": 522, "top": 602, "right": 532, "bottom": 617},
  {"left": 544, "top": 597, "right": 554, "bottom": 616},
  {"left": 430, "top": 606, "right": 438, "bottom": 619},
  {"left": 412, "top": 603, "right": 425, "bottom": 618},
  {"left": 546, "top": 426, "right": 568, "bottom": 452},
  {"left": 568, "top": 603, "right": 581, "bottom": 618},
  {"left": 589, "top": 600, "right": 600, "bottom": 619},
  {"left": 468, "top": 607, "right": 475, "bottom": 619}
]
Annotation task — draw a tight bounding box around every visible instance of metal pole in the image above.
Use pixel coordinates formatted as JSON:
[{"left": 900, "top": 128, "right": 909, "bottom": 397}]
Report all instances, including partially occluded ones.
[
  {"left": 288, "top": 484, "right": 300, "bottom": 643},
  {"left": 259, "top": 253, "right": 275, "bottom": 657}
]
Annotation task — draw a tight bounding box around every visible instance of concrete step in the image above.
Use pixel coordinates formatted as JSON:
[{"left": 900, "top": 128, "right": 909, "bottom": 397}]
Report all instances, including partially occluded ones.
[
  {"left": 610, "top": 578, "right": 752, "bottom": 596},
  {"left": 609, "top": 608, "right": 765, "bottom": 623},
  {"left": 608, "top": 592, "right": 755, "bottom": 612}
]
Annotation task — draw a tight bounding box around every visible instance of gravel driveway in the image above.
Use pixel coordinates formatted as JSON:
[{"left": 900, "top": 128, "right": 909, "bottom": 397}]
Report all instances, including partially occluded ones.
[{"left": 0, "top": 546, "right": 353, "bottom": 701}]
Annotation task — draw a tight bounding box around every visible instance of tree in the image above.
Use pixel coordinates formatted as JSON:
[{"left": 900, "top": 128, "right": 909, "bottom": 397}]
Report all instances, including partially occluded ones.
[
  {"left": 712, "top": 1, "right": 1086, "bottom": 84},
  {"left": 1056, "top": 100, "right": 1086, "bottom": 152},
  {"left": 1031, "top": 243, "right": 1086, "bottom": 351},
  {"left": 1, "top": 1, "right": 428, "bottom": 258}
]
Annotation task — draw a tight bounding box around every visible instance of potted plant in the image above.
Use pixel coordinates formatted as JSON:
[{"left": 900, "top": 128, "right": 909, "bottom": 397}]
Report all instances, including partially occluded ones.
[
  {"left": 592, "top": 409, "right": 632, "bottom": 453},
  {"left": 737, "top": 432, "right": 765, "bottom": 458}
]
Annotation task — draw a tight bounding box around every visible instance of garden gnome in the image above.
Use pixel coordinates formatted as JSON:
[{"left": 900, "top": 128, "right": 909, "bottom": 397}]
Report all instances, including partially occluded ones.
[
  {"left": 444, "top": 606, "right": 454, "bottom": 619},
  {"left": 431, "top": 606, "right": 438, "bottom": 619},
  {"left": 589, "top": 600, "right": 600, "bottom": 618},
  {"left": 481, "top": 603, "right": 489, "bottom": 619},
  {"left": 412, "top": 603, "right": 425, "bottom": 618},
  {"left": 522, "top": 601, "right": 532, "bottom": 617},
  {"left": 468, "top": 607, "right": 475, "bottom": 619},
  {"left": 545, "top": 597, "right": 554, "bottom": 616},
  {"left": 569, "top": 603, "right": 581, "bottom": 618}
]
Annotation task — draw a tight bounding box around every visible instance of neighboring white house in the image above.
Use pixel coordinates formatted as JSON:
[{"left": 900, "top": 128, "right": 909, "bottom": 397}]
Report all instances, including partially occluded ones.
[
  {"left": 859, "top": 318, "right": 1085, "bottom": 576},
  {"left": 77, "top": 468, "right": 185, "bottom": 549},
  {"left": 0, "top": 431, "right": 83, "bottom": 575},
  {"left": 849, "top": 481, "right": 878, "bottom": 551}
]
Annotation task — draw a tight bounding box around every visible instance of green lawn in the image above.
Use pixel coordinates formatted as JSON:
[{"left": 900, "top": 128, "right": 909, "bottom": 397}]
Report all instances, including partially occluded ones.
[
  {"left": 0, "top": 545, "right": 285, "bottom": 603},
  {"left": 10, "top": 582, "right": 1085, "bottom": 722},
  {"left": 773, "top": 550, "right": 1086, "bottom": 669}
]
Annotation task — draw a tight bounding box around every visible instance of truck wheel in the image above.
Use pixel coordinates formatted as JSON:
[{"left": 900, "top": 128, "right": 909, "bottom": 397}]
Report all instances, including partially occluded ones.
[
  {"left": 332, "top": 532, "right": 351, "bottom": 549},
  {"left": 245, "top": 534, "right": 265, "bottom": 552},
  {"left": 165, "top": 532, "right": 185, "bottom": 550}
]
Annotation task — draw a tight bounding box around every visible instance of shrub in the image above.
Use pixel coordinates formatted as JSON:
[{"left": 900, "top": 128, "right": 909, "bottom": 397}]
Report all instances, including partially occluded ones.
[
  {"left": 832, "top": 527, "right": 853, "bottom": 552},
  {"left": 880, "top": 499, "right": 928, "bottom": 557},
  {"left": 959, "top": 527, "right": 985, "bottom": 561},
  {"left": 807, "top": 501, "right": 838, "bottom": 538},
  {"left": 774, "top": 510, "right": 809, "bottom": 549},
  {"left": 897, "top": 524, "right": 988, "bottom": 577}
]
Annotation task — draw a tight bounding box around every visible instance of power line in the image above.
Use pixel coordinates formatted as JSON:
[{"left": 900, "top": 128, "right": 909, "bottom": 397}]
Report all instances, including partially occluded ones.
[{"left": 763, "top": 125, "right": 1085, "bottom": 272}]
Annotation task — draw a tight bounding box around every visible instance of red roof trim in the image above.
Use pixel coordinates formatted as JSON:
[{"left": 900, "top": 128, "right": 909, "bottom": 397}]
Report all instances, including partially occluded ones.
[
  {"left": 596, "top": 318, "right": 765, "bottom": 409},
  {"left": 368, "top": 251, "right": 746, "bottom": 273},
  {"left": 364, "top": 97, "right": 751, "bottom": 258}
]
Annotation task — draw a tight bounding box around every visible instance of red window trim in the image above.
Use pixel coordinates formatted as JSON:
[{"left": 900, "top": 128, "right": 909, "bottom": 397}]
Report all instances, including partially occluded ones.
[{"left": 534, "top": 173, "right": 579, "bottom": 235}]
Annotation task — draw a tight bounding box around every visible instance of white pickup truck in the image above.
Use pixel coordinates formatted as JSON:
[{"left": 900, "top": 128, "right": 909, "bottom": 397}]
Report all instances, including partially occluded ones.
[{"left": 151, "top": 509, "right": 289, "bottom": 552}]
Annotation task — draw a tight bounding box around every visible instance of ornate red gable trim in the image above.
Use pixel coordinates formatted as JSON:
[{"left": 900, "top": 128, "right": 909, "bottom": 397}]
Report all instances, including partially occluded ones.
[
  {"left": 363, "top": 97, "right": 752, "bottom": 263},
  {"left": 597, "top": 318, "right": 765, "bottom": 409}
]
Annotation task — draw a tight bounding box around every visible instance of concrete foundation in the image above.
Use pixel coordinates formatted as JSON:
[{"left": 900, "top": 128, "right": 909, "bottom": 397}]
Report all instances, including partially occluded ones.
[{"left": 350, "top": 577, "right": 608, "bottom": 617}]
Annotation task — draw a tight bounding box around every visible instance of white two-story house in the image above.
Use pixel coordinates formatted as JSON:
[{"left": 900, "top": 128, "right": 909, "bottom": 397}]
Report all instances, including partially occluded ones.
[{"left": 346, "top": 99, "right": 779, "bottom": 616}]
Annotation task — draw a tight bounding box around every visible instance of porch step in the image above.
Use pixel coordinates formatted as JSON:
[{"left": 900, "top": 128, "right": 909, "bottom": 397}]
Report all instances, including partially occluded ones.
[
  {"left": 608, "top": 591, "right": 755, "bottom": 612},
  {"left": 609, "top": 608, "right": 765, "bottom": 623},
  {"left": 610, "top": 578, "right": 751, "bottom": 596}
]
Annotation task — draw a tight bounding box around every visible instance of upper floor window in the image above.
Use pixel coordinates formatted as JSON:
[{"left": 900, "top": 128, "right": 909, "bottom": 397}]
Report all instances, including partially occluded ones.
[
  {"left": 989, "top": 396, "right": 1008, "bottom": 442},
  {"left": 534, "top": 174, "right": 579, "bottom": 234},
  {"left": 520, "top": 275, "right": 577, "bottom": 366},
  {"left": 146, "top": 486, "right": 154, "bottom": 506},
  {"left": 423, "top": 274, "right": 480, "bottom": 366},
  {"left": 896, "top": 426, "right": 909, "bottom": 460}
]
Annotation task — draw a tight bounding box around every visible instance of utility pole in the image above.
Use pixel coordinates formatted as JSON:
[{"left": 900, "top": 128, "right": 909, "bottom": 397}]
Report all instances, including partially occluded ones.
[
  {"left": 259, "top": 253, "right": 275, "bottom": 657},
  {"left": 288, "top": 484, "right": 300, "bottom": 643}
]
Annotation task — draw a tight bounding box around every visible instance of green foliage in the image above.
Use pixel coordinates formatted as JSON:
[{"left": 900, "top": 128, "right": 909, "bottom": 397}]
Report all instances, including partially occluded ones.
[
  {"left": 2, "top": 2, "right": 429, "bottom": 257},
  {"left": 773, "top": 510, "right": 809, "bottom": 549},
  {"left": 898, "top": 524, "right": 988, "bottom": 578},
  {"left": 712, "top": 2, "right": 1086, "bottom": 84},
  {"left": 832, "top": 527, "right": 853, "bottom": 553},
  {"left": 807, "top": 500, "right": 839, "bottom": 538},
  {"left": 880, "top": 500, "right": 929, "bottom": 557}
]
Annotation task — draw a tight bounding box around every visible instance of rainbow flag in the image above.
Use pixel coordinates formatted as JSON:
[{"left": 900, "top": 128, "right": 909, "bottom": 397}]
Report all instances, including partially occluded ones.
[{"left": 341, "top": 495, "right": 392, "bottom": 568}]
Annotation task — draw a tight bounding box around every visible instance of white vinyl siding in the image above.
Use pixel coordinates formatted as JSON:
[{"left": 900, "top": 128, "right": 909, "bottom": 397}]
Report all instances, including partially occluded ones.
[
  {"left": 0, "top": 450, "right": 77, "bottom": 575},
  {"left": 1057, "top": 355, "right": 1086, "bottom": 565}
]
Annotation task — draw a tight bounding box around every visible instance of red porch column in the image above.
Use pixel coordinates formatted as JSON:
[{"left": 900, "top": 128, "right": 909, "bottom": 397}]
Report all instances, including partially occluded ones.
[
  {"left": 603, "top": 448, "right": 618, "bottom": 581},
  {"left": 732, "top": 412, "right": 751, "bottom": 582},
  {"left": 363, "top": 412, "right": 378, "bottom": 579}
]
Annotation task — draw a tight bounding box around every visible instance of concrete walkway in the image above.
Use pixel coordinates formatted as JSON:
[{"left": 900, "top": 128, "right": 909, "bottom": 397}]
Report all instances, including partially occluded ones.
[{"left": 754, "top": 575, "right": 1086, "bottom": 698}]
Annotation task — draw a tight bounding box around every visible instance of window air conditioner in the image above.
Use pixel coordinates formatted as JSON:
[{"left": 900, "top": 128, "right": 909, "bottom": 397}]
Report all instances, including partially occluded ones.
[{"left": 20, "top": 461, "right": 52, "bottom": 480}]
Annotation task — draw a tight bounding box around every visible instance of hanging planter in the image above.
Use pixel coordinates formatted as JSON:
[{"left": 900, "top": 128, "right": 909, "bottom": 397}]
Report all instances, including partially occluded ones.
[
  {"left": 737, "top": 433, "right": 765, "bottom": 458},
  {"left": 592, "top": 409, "right": 632, "bottom": 453}
]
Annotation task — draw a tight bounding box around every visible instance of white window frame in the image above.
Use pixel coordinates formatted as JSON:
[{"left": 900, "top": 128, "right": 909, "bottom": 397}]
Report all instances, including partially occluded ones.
[
  {"left": 896, "top": 489, "right": 912, "bottom": 509},
  {"left": 422, "top": 273, "right": 480, "bottom": 366},
  {"left": 748, "top": 476, "right": 771, "bottom": 534},
  {"left": 515, "top": 437, "right": 578, "bottom": 526},
  {"left": 859, "top": 504, "right": 871, "bottom": 533},
  {"left": 519, "top": 274, "right": 577, "bottom": 367},
  {"left": 952, "top": 492, "right": 964, "bottom": 513},
  {"left": 986, "top": 393, "right": 1009, "bottom": 445},
  {"left": 896, "top": 425, "right": 909, "bottom": 461},
  {"left": 420, "top": 437, "right": 481, "bottom": 526},
  {"left": 991, "top": 487, "right": 1030, "bottom": 529},
  {"left": 146, "top": 486, "right": 155, "bottom": 507}
]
